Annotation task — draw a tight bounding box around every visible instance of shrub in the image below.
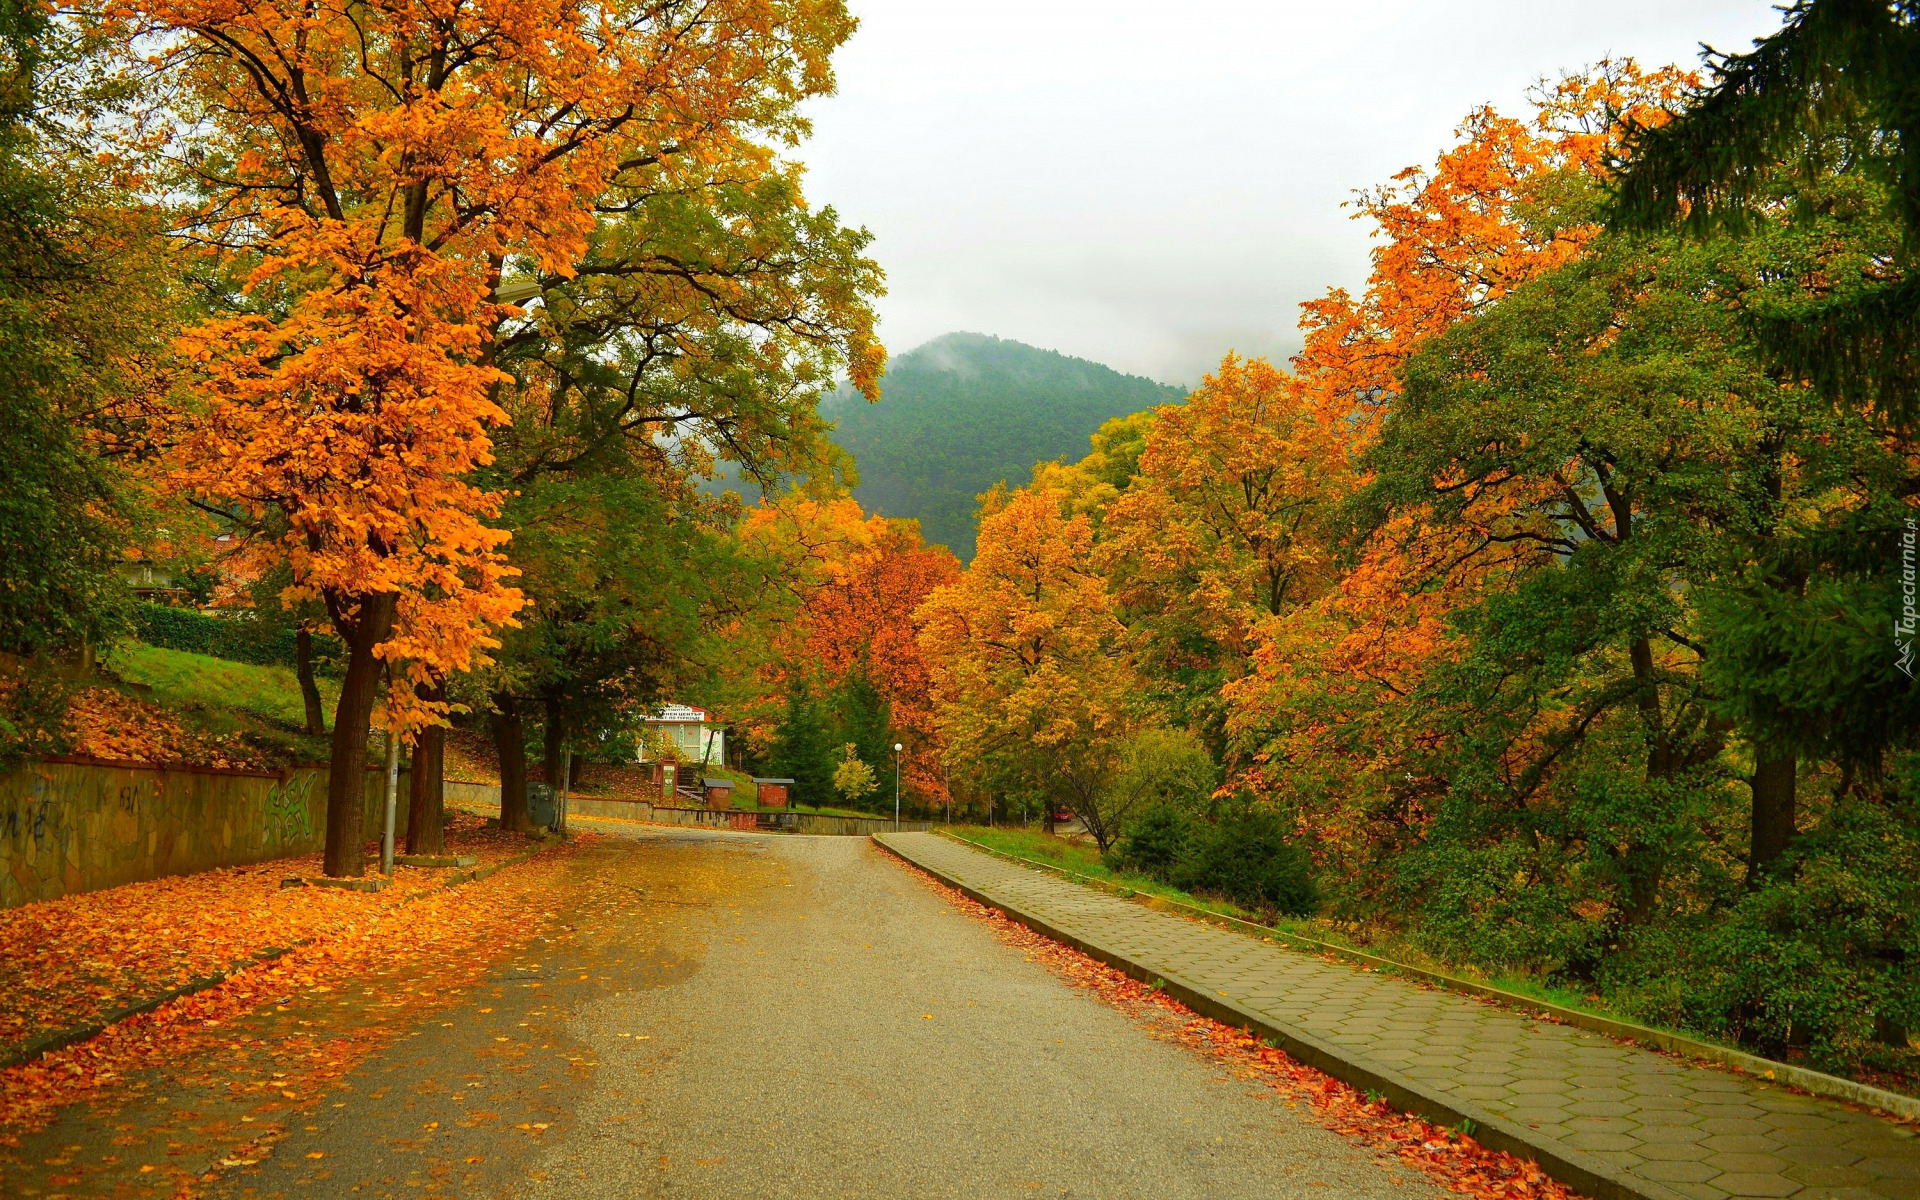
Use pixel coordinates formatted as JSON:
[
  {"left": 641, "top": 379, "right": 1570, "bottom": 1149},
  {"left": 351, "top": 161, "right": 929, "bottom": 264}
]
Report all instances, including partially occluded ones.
[
  {"left": 1109, "top": 804, "right": 1317, "bottom": 916},
  {"left": 129, "top": 603, "right": 342, "bottom": 672},
  {"left": 1105, "top": 804, "right": 1196, "bottom": 878},
  {"left": 1176, "top": 808, "right": 1317, "bottom": 915}
]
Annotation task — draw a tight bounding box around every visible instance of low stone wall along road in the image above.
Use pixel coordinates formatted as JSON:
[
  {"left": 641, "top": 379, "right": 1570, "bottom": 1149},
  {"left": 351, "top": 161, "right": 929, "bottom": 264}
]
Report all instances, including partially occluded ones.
[{"left": 876, "top": 830, "right": 1920, "bottom": 1200}]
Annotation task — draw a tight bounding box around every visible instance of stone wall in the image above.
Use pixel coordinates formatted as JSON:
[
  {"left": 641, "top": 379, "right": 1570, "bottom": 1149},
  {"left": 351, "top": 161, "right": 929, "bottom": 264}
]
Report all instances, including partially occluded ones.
[{"left": 1, "top": 757, "right": 410, "bottom": 909}]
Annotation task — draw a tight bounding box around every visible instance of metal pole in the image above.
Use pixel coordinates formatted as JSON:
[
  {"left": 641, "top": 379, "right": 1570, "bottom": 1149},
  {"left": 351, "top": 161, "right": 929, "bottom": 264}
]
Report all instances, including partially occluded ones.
[
  {"left": 381, "top": 728, "right": 400, "bottom": 875},
  {"left": 558, "top": 747, "right": 571, "bottom": 836},
  {"left": 893, "top": 743, "right": 902, "bottom": 831}
]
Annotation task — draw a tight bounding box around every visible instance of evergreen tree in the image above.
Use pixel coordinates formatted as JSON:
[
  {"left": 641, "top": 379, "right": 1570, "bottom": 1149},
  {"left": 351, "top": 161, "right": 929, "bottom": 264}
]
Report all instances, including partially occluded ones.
[
  {"left": 766, "top": 681, "right": 836, "bottom": 809},
  {"left": 829, "top": 668, "right": 892, "bottom": 810}
]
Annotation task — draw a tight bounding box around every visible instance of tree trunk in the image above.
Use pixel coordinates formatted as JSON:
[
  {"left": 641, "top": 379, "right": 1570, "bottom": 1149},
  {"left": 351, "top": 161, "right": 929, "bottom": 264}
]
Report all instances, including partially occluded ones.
[
  {"left": 492, "top": 693, "right": 530, "bottom": 832},
  {"left": 543, "top": 695, "right": 565, "bottom": 792},
  {"left": 296, "top": 627, "right": 326, "bottom": 736},
  {"left": 405, "top": 678, "right": 447, "bottom": 855},
  {"left": 1749, "top": 750, "right": 1798, "bottom": 882},
  {"left": 322, "top": 592, "right": 396, "bottom": 878}
]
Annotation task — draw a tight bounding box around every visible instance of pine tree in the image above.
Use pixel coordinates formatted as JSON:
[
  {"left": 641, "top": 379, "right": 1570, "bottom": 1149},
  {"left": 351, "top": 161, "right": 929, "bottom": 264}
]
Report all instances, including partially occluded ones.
[
  {"left": 830, "top": 669, "right": 892, "bottom": 810},
  {"left": 766, "top": 682, "right": 837, "bottom": 810}
]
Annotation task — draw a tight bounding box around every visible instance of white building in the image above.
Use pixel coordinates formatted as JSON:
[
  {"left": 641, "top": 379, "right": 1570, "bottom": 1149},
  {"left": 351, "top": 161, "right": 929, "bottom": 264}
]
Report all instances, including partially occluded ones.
[{"left": 639, "top": 703, "right": 726, "bottom": 765}]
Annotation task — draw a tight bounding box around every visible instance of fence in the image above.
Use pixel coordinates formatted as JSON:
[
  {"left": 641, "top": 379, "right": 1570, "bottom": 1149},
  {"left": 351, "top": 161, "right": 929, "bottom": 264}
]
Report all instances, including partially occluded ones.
[{"left": 2, "top": 757, "right": 410, "bottom": 909}]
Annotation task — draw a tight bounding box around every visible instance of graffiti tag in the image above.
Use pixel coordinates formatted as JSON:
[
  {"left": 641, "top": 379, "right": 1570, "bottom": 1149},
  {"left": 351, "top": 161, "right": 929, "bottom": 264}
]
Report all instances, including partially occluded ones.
[{"left": 264, "top": 773, "right": 316, "bottom": 845}]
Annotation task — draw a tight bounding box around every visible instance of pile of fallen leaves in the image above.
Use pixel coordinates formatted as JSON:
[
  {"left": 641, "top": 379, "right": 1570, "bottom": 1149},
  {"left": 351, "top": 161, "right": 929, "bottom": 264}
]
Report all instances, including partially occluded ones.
[
  {"left": 62, "top": 686, "right": 264, "bottom": 770},
  {"left": 904, "top": 865, "right": 1581, "bottom": 1200},
  {"left": 0, "top": 816, "right": 535, "bottom": 1061},
  {"left": 0, "top": 829, "right": 591, "bottom": 1177}
]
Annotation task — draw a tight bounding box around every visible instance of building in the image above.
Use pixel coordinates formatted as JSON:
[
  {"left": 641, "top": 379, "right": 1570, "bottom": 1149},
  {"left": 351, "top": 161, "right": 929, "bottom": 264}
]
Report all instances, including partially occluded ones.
[
  {"left": 637, "top": 704, "right": 726, "bottom": 767},
  {"left": 753, "top": 778, "right": 793, "bottom": 808}
]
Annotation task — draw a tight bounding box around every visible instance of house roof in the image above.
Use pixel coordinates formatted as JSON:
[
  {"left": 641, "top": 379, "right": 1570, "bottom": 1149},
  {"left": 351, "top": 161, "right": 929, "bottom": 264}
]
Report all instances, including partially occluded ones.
[
  {"left": 702, "top": 778, "right": 732, "bottom": 788},
  {"left": 752, "top": 777, "right": 795, "bottom": 785}
]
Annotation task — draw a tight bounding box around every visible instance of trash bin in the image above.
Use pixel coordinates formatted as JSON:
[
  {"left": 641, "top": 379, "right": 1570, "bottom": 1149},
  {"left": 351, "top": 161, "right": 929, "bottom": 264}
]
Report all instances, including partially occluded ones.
[{"left": 528, "top": 782, "right": 557, "bottom": 830}]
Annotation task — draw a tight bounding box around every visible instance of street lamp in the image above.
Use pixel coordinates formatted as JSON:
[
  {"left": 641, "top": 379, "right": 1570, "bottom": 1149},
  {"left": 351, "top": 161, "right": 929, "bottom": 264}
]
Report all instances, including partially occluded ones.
[{"left": 893, "top": 742, "right": 903, "bottom": 831}]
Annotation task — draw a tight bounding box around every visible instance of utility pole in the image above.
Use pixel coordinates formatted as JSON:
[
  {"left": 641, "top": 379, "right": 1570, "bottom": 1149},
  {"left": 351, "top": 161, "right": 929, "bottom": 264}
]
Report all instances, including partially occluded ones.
[
  {"left": 893, "top": 742, "right": 903, "bottom": 831},
  {"left": 381, "top": 728, "right": 400, "bottom": 875}
]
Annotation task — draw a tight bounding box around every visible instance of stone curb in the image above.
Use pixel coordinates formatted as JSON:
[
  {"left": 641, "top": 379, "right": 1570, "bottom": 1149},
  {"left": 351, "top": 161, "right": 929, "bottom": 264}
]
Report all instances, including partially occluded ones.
[
  {"left": 0, "top": 841, "right": 555, "bottom": 1073},
  {"left": 875, "top": 832, "right": 1685, "bottom": 1200},
  {"left": 936, "top": 829, "right": 1920, "bottom": 1125}
]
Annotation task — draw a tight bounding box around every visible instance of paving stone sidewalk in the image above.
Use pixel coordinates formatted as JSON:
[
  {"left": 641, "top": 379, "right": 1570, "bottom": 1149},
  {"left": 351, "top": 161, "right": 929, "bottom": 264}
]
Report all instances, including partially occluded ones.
[{"left": 876, "top": 831, "right": 1920, "bottom": 1200}]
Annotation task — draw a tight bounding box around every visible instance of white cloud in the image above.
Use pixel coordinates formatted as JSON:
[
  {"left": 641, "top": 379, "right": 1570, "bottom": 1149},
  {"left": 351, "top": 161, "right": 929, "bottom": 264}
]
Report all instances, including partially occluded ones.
[{"left": 797, "top": 0, "right": 1782, "bottom": 387}]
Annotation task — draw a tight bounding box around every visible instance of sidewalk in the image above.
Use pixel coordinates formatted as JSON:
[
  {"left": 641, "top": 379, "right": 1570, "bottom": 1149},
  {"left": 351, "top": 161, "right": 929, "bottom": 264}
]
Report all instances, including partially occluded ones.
[{"left": 876, "top": 830, "right": 1920, "bottom": 1200}]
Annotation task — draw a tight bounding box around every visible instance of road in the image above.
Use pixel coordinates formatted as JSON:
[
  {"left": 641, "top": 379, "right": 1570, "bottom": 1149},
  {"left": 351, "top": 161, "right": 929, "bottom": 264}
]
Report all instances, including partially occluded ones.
[{"left": 13, "top": 827, "right": 1445, "bottom": 1199}]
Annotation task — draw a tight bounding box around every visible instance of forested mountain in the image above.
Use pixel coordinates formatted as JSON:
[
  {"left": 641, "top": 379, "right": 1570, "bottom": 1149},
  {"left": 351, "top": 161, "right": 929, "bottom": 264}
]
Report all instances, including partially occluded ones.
[{"left": 825, "top": 333, "right": 1185, "bottom": 559}]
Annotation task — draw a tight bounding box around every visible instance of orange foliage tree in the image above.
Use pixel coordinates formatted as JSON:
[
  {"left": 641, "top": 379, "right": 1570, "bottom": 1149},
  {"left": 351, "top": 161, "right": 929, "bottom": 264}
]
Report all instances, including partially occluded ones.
[
  {"left": 735, "top": 495, "right": 958, "bottom": 799},
  {"left": 1100, "top": 354, "right": 1349, "bottom": 743},
  {"left": 1220, "top": 62, "right": 1694, "bottom": 882},
  {"left": 135, "top": 0, "right": 859, "bottom": 873},
  {"left": 916, "top": 485, "right": 1133, "bottom": 830}
]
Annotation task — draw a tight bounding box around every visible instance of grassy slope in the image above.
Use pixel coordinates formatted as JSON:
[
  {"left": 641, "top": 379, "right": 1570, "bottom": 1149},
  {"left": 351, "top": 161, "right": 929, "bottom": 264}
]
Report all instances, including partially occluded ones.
[{"left": 107, "top": 641, "right": 335, "bottom": 730}]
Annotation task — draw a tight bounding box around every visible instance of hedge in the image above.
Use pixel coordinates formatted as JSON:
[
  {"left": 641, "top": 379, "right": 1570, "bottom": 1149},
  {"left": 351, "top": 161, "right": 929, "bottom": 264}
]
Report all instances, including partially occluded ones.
[{"left": 130, "top": 603, "right": 343, "bottom": 672}]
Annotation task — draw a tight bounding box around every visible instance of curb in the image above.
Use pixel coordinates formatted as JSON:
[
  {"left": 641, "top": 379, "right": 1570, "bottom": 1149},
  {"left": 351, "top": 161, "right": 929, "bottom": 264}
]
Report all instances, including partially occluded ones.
[
  {"left": 876, "top": 832, "right": 1686, "bottom": 1200},
  {"left": 935, "top": 829, "right": 1920, "bottom": 1125},
  {"left": 0, "top": 840, "right": 557, "bottom": 1073}
]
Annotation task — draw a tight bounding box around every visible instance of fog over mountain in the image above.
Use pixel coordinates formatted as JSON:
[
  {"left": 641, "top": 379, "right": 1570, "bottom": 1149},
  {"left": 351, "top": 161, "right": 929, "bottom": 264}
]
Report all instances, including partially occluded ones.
[{"left": 824, "top": 332, "right": 1184, "bottom": 560}]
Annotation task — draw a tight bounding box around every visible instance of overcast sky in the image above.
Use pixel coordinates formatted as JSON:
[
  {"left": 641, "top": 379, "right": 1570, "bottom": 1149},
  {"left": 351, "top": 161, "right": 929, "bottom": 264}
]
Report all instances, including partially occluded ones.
[{"left": 796, "top": 1, "right": 1787, "bottom": 389}]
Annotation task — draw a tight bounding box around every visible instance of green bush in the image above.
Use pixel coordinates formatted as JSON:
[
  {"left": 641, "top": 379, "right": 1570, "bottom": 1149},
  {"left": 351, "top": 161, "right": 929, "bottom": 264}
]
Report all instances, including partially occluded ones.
[
  {"left": 1108, "top": 805, "right": 1317, "bottom": 916},
  {"left": 1106, "top": 804, "right": 1195, "bottom": 878},
  {"left": 1176, "top": 809, "right": 1318, "bottom": 915},
  {"left": 129, "top": 603, "right": 341, "bottom": 672}
]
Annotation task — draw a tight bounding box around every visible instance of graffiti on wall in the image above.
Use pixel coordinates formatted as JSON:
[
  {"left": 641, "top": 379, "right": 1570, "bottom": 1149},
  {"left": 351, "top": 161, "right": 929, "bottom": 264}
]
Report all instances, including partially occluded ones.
[
  {"left": 264, "top": 773, "right": 316, "bottom": 846},
  {"left": 2, "top": 777, "right": 56, "bottom": 844},
  {"left": 118, "top": 779, "right": 157, "bottom": 814}
]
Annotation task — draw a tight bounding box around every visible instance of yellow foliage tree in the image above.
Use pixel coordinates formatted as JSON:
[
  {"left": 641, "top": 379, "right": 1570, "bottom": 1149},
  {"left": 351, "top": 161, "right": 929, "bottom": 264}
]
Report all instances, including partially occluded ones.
[{"left": 916, "top": 485, "right": 1133, "bottom": 831}]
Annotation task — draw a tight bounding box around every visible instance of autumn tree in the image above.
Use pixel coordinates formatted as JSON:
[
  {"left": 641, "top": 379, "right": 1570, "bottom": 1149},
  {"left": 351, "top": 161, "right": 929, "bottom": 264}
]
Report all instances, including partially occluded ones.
[
  {"left": 734, "top": 495, "right": 957, "bottom": 802},
  {"left": 134, "top": 0, "right": 863, "bottom": 873},
  {"left": 917, "top": 484, "right": 1133, "bottom": 834},
  {"left": 1101, "top": 355, "right": 1347, "bottom": 745},
  {"left": 1219, "top": 65, "right": 1694, "bottom": 867}
]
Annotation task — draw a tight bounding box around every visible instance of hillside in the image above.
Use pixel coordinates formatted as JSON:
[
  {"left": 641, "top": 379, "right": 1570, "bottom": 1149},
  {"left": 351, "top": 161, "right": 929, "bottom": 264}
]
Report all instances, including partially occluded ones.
[{"left": 824, "top": 333, "right": 1185, "bottom": 559}]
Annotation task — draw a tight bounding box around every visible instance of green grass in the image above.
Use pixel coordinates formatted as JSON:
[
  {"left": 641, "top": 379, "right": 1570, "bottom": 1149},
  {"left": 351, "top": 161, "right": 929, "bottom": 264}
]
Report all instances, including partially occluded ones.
[
  {"left": 106, "top": 641, "right": 337, "bottom": 731},
  {"left": 950, "top": 826, "right": 1254, "bottom": 921}
]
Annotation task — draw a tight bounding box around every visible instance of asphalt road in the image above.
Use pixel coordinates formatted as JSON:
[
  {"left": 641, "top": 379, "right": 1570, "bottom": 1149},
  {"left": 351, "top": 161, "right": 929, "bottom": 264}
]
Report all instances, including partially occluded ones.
[{"left": 208, "top": 827, "right": 1444, "bottom": 1199}]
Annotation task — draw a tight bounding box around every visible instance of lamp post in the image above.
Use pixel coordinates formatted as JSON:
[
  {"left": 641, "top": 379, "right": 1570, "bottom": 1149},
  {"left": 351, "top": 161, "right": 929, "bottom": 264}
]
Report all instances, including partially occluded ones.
[{"left": 893, "top": 743, "right": 903, "bottom": 831}]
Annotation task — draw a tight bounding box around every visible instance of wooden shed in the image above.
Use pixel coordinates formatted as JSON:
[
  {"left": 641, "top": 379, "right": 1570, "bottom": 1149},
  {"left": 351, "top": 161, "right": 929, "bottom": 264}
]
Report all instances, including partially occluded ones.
[
  {"left": 702, "top": 778, "right": 734, "bottom": 810},
  {"left": 753, "top": 777, "right": 793, "bottom": 808}
]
